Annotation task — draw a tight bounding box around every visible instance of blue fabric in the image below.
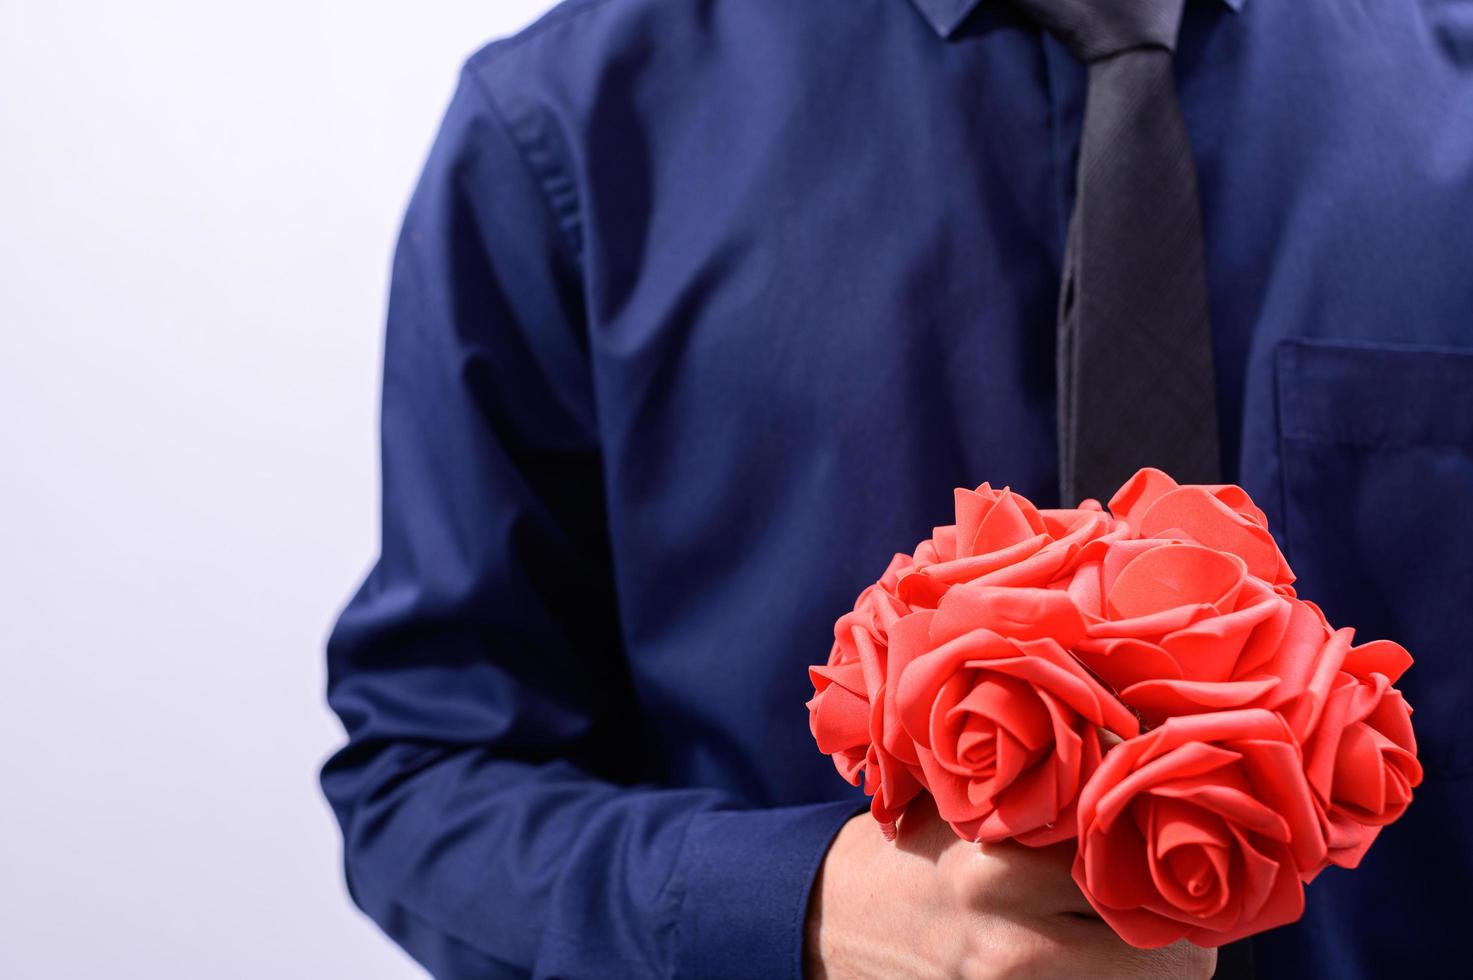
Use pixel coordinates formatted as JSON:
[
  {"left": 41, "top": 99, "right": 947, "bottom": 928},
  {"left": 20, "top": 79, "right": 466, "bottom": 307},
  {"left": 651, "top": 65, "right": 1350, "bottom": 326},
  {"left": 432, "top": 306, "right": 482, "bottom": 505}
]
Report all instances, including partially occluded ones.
[{"left": 320, "top": 1, "right": 1473, "bottom": 977}]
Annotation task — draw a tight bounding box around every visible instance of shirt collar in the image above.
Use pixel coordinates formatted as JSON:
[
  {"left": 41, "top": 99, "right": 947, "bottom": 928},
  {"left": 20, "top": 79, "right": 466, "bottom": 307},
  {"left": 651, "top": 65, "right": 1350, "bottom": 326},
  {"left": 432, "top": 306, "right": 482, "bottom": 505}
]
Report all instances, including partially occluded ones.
[{"left": 907, "top": 0, "right": 1245, "bottom": 40}]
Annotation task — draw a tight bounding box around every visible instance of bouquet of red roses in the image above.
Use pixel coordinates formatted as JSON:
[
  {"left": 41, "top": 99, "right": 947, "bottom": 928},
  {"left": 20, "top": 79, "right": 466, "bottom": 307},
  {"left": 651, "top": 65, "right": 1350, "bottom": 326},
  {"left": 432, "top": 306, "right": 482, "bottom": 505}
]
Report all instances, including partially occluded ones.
[{"left": 806, "top": 468, "right": 1421, "bottom": 948}]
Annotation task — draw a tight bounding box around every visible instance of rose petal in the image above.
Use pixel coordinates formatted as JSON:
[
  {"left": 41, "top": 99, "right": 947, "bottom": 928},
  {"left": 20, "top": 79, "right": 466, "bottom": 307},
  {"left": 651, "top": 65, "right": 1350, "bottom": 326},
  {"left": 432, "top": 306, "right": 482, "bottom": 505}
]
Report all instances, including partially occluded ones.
[
  {"left": 1107, "top": 544, "right": 1247, "bottom": 621},
  {"left": 966, "top": 487, "right": 1046, "bottom": 556},
  {"left": 1249, "top": 600, "right": 1335, "bottom": 722},
  {"left": 1147, "top": 799, "right": 1230, "bottom": 916},
  {"left": 1331, "top": 723, "right": 1386, "bottom": 813},
  {"left": 1087, "top": 603, "right": 1218, "bottom": 639},
  {"left": 881, "top": 610, "right": 935, "bottom": 765},
  {"left": 1079, "top": 814, "right": 1157, "bottom": 911},
  {"left": 1159, "top": 593, "right": 1285, "bottom": 683},
  {"left": 1076, "top": 637, "right": 1185, "bottom": 690},
  {"left": 1155, "top": 802, "right": 1231, "bottom": 854},
  {"left": 897, "top": 534, "right": 1051, "bottom": 605},
  {"left": 1138, "top": 486, "right": 1291, "bottom": 585},
  {"left": 896, "top": 631, "right": 1003, "bottom": 749},
  {"left": 1099, "top": 538, "right": 1175, "bottom": 596},
  {"left": 1093, "top": 742, "right": 1243, "bottom": 833},
  {"left": 1365, "top": 689, "right": 1419, "bottom": 756},
  {"left": 1226, "top": 826, "right": 1284, "bottom": 926},
  {"left": 1149, "top": 782, "right": 1290, "bottom": 844},
  {"left": 1185, "top": 832, "right": 1304, "bottom": 948},
  {"left": 1120, "top": 677, "right": 1281, "bottom": 721},
  {"left": 1233, "top": 738, "right": 1327, "bottom": 872},
  {"left": 1135, "top": 710, "right": 1293, "bottom": 765},
  {"left": 929, "top": 672, "right": 984, "bottom": 773},
  {"left": 1341, "top": 638, "right": 1414, "bottom": 686},
  {"left": 1320, "top": 813, "right": 1380, "bottom": 871},
  {"left": 1107, "top": 467, "right": 1181, "bottom": 528},
  {"left": 930, "top": 585, "right": 1086, "bottom": 648},
  {"left": 916, "top": 745, "right": 984, "bottom": 830},
  {"left": 990, "top": 751, "right": 1061, "bottom": 838},
  {"left": 806, "top": 680, "right": 870, "bottom": 755}
]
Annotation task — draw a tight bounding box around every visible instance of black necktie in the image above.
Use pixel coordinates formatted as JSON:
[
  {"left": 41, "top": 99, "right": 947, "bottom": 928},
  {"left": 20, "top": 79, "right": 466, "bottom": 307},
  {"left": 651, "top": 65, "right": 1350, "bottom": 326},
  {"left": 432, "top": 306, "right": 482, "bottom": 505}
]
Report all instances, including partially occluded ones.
[
  {"left": 1012, "top": 0, "right": 1222, "bottom": 506},
  {"left": 1010, "top": 4, "right": 1249, "bottom": 972}
]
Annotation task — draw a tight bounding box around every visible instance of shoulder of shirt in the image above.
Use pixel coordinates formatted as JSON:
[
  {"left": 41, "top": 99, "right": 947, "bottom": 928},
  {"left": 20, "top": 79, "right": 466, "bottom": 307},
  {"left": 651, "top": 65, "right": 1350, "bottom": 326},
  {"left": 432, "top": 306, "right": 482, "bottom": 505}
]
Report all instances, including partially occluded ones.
[
  {"left": 451, "top": 0, "right": 700, "bottom": 263},
  {"left": 470, "top": 0, "right": 621, "bottom": 58},
  {"left": 464, "top": 0, "right": 685, "bottom": 80},
  {"left": 448, "top": 0, "right": 832, "bottom": 260},
  {"left": 455, "top": 0, "right": 842, "bottom": 90}
]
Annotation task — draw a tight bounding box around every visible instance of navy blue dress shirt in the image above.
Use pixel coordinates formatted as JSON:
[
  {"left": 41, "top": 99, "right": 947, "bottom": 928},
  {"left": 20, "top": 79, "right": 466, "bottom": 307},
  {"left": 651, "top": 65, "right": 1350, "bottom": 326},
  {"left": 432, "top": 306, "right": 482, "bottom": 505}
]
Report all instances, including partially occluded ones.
[{"left": 321, "top": 1, "right": 1473, "bottom": 977}]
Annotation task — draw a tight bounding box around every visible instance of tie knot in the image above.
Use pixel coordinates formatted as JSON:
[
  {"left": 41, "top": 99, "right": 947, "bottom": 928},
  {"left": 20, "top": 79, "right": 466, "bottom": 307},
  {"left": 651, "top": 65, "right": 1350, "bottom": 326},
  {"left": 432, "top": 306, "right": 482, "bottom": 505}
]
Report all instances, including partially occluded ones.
[{"left": 1010, "top": 0, "right": 1186, "bottom": 61}]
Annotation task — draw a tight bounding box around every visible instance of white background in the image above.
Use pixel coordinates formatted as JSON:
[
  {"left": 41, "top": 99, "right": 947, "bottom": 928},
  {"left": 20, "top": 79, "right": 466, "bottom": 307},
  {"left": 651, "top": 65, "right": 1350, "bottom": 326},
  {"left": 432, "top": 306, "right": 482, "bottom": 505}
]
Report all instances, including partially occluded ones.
[{"left": 0, "top": 2, "right": 557, "bottom": 976}]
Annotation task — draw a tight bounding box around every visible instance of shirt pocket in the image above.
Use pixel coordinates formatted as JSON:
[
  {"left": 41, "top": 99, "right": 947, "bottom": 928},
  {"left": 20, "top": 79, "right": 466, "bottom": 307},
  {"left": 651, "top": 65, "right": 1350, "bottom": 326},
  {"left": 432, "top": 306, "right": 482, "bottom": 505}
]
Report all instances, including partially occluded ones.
[{"left": 1275, "top": 338, "right": 1473, "bottom": 777}]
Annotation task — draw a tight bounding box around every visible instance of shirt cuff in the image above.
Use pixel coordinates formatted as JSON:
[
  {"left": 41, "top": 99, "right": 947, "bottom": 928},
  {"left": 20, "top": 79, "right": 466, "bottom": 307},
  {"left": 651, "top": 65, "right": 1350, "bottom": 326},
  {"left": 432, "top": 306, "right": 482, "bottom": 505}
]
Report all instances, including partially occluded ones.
[{"left": 671, "top": 799, "right": 868, "bottom": 980}]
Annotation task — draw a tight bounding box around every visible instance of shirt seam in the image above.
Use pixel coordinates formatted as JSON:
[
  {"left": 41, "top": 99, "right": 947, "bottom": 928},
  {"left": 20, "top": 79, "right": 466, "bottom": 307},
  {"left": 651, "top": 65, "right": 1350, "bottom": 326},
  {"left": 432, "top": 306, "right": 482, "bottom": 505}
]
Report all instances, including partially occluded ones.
[
  {"left": 1279, "top": 434, "right": 1473, "bottom": 452},
  {"left": 460, "top": 65, "right": 585, "bottom": 271},
  {"left": 666, "top": 809, "right": 705, "bottom": 977}
]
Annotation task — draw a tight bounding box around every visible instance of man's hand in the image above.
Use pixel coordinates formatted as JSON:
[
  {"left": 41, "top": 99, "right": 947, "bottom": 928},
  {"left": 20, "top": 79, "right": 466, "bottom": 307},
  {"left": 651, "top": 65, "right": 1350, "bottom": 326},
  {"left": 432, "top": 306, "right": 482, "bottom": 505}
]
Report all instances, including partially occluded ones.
[{"left": 805, "top": 794, "right": 1215, "bottom": 979}]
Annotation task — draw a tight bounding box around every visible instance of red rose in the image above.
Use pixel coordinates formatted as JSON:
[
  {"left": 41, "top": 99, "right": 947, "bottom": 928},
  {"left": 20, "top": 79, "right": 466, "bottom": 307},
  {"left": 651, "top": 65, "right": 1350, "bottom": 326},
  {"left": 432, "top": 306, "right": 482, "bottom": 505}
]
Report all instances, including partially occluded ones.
[
  {"left": 1283, "top": 629, "right": 1422, "bottom": 873},
  {"left": 807, "top": 553, "right": 922, "bottom": 835},
  {"left": 1108, "top": 468, "right": 1295, "bottom": 591},
  {"left": 1073, "top": 709, "right": 1327, "bottom": 948},
  {"left": 891, "top": 585, "right": 1139, "bottom": 845},
  {"left": 896, "top": 484, "right": 1128, "bottom": 608},
  {"left": 1064, "top": 539, "right": 1329, "bottom": 723}
]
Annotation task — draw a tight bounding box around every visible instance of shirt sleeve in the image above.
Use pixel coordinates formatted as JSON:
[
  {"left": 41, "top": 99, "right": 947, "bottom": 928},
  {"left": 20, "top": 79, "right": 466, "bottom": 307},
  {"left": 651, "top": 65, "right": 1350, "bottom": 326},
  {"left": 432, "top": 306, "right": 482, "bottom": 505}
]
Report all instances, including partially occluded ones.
[{"left": 320, "top": 61, "right": 861, "bottom": 980}]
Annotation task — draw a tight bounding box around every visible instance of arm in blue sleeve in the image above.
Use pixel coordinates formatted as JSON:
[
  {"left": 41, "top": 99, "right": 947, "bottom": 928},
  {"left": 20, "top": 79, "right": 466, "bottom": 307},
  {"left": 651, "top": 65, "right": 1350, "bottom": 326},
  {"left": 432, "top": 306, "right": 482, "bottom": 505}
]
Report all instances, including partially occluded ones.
[{"left": 320, "top": 62, "right": 860, "bottom": 980}]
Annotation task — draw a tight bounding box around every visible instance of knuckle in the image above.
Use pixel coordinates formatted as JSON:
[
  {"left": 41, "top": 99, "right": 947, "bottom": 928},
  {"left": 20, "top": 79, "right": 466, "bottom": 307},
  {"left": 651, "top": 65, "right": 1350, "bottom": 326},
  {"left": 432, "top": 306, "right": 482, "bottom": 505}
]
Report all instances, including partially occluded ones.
[
  {"left": 1129, "top": 941, "right": 1217, "bottom": 980},
  {"left": 958, "top": 920, "right": 1056, "bottom": 980}
]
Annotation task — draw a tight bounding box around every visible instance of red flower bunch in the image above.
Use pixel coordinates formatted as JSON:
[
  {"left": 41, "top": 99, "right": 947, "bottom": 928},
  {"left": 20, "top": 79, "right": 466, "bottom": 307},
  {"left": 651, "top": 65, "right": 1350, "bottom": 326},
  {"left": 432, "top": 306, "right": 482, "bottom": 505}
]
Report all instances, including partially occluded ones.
[{"left": 806, "top": 469, "right": 1420, "bottom": 948}]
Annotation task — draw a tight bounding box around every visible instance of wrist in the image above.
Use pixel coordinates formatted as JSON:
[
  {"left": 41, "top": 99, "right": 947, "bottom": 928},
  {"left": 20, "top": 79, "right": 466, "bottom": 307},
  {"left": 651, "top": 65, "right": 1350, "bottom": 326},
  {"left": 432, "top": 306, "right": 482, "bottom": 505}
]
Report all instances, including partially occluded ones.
[{"left": 806, "top": 812, "right": 868, "bottom": 978}]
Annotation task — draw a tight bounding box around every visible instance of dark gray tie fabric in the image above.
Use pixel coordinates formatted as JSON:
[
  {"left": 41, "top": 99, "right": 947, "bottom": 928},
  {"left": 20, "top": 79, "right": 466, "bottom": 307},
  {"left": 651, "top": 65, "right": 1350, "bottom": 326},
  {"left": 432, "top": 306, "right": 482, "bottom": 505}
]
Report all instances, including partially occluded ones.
[
  {"left": 1012, "top": 0, "right": 1222, "bottom": 506},
  {"left": 1010, "top": 4, "right": 1250, "bottom": 978}
]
